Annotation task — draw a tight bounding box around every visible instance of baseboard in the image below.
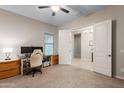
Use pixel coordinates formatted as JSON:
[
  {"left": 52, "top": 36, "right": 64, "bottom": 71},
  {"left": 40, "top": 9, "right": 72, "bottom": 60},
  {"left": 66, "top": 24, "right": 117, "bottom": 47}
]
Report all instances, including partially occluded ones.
[
  {"left": 114, "top": 75, "right": 124, "bottom": 80},
  {"left": 81, "top": 59, "right": 91, "bottom": 62}
]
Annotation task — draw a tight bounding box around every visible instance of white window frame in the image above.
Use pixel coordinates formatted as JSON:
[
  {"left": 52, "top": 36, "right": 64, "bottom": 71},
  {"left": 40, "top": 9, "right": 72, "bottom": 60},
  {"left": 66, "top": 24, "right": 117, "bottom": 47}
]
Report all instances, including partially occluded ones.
[{"left": 44, "top": 33, "right": 54, "bottom": 56}]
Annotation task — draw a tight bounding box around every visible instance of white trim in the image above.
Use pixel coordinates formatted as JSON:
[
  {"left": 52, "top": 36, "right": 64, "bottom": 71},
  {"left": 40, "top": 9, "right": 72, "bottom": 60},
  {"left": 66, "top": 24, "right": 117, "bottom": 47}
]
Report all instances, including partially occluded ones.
[
  {"left": 44, "top": 33, "right": 54, "bottom": 56},
  {"left": 114, "top": 75, "right": 124, "bottom": 80},
  {"left": 82, "top": 59, "right": 91, "bottom": 62}
]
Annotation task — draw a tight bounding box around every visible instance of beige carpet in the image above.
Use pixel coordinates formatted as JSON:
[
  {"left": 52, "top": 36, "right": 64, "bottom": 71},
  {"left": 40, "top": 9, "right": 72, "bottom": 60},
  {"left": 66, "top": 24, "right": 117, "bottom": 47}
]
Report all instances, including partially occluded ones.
[
  {"left": 72, "top": 58, "right": 93, "bottom": 71},
  {"left": 0, "top": 65, "right": 124, "bottom": 88}
]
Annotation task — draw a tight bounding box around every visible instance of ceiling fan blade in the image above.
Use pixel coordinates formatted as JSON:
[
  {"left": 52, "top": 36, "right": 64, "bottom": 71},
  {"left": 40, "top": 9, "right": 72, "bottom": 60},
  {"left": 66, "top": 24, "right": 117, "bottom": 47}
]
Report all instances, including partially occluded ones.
[
  {"left": 38, "top": 6, "right": 50, "bottom": 9},
  {"left": 52, "top": 12, "right": 55, "bottom": 16},
  {"left": 60, "top": 7, "right": 70, "bottom": 13}
]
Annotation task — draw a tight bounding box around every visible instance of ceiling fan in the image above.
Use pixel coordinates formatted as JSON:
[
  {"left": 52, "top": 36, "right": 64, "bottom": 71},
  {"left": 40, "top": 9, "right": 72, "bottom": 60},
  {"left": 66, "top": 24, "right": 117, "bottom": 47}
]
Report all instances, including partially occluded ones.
[{"left": 38, "top": 5, "right": 70, "bottom": 16}]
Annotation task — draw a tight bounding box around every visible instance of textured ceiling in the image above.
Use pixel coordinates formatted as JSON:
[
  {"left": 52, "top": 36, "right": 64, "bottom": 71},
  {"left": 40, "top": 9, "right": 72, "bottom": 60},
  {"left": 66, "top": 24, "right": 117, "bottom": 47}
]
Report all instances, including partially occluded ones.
[{"left": 0, "top": 5, "right": 108, "bottom": 26}]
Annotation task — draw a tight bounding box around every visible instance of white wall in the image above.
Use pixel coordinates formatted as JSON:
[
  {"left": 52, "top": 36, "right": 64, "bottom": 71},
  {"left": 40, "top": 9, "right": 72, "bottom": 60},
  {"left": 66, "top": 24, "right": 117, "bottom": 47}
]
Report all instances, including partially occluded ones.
[{"left": 0, "top": 9, "right": 58, "bottom": 60}]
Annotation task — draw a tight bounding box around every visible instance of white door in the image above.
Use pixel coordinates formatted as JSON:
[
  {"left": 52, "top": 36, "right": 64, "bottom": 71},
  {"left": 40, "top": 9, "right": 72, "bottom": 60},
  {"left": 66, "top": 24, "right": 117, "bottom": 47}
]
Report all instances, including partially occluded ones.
[
  {"left": 59, "top": 30, "right": 73, "bottom": 64},
  {"left": 93, "top": 20, "right": 112, "bottom": 77}
]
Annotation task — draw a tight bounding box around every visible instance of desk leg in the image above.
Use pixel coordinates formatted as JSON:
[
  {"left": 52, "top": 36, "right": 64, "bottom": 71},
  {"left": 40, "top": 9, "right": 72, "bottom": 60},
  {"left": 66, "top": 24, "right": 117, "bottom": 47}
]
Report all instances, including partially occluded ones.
[{"left": 21, "top": 60, "right": 23, "bottom": 75}]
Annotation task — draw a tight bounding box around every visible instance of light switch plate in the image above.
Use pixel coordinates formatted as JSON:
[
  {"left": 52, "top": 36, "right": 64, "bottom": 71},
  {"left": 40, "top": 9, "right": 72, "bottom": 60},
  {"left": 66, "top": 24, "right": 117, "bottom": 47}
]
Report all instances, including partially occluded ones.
[
  {"left": 120, "top": 49, "right": 124, "bottom": 53},
  {"left": 120, "top": 68, "right": 124, "bottom": 72}
]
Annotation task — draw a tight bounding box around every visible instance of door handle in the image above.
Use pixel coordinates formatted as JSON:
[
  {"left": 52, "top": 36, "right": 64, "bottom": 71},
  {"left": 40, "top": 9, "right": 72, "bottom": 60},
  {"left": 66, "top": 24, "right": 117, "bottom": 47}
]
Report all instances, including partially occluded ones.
[{"left": 108, "top": 54, "right": 111, "bottom": 57}]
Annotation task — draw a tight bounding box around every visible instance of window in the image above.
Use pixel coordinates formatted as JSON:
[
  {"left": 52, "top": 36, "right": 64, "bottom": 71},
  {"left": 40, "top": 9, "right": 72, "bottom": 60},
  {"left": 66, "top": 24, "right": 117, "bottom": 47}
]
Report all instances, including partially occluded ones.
[{"left": 44, "top": 33, "right": 54, "bottom": 56}]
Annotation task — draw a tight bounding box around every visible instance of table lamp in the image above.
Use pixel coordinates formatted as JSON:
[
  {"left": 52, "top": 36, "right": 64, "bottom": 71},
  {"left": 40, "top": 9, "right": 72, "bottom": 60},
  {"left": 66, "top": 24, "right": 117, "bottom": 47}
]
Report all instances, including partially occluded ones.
[{"left": 3, "top": 48, "right": 13, "bottom": 60}]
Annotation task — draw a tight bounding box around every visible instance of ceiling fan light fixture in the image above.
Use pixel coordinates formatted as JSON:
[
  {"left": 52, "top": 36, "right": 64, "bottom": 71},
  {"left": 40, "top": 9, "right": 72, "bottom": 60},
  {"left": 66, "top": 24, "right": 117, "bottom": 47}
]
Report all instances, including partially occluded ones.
[{"left": 51, "top": 6, "right": 60, "bottom": 12}]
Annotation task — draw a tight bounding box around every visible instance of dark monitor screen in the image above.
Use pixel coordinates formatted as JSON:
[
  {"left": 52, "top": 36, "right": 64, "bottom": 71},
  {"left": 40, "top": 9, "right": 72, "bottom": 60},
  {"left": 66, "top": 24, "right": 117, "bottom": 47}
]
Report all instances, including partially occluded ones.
[
  {"left": 21, "top": 46, "right": 43, "bottom": 54},
  {"left": 32, "top": 47, "right": 43, "bottom": 52},
  {"left": 21, "top": 47, "right": 32, "bottom": 54}
]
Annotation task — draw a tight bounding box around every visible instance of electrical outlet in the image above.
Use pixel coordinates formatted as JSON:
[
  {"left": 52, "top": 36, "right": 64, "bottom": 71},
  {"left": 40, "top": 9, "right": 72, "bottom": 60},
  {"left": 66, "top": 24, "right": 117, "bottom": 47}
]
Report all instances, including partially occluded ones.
[{"left": 120, "top": 68, "right": 124, "bottom": 72}]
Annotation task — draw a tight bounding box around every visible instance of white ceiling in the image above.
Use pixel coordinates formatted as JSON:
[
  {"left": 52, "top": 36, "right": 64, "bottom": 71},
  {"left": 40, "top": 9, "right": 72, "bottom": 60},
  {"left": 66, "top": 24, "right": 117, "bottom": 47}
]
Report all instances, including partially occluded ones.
[{"left": 0, "top": 5, "right": 108, "bottom": 26}]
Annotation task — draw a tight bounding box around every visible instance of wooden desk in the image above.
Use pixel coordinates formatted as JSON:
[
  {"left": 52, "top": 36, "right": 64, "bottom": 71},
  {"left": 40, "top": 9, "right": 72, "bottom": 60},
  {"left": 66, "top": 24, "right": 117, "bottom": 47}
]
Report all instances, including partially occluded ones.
[{"left": 0, "top": 59, "right": 21, "bottom": 80}]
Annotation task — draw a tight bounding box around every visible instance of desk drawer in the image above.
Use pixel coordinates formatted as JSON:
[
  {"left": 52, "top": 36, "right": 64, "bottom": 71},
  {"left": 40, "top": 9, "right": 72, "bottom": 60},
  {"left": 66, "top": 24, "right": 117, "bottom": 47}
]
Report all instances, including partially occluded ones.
[
  {"left": 0, "top": 68, "right": 20, "bottom": 79},
  {"left": 0, "top": 61, "right": 20, "bottom": 71},
  {"left": 51, "top": 55, "right": 59, "bottom": 65}
]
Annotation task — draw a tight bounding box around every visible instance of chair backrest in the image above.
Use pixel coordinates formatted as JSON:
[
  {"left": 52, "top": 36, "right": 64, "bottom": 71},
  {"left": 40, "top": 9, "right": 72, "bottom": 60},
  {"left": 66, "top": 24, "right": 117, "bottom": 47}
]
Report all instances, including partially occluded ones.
[{"left": 30, "top": 49, "right": 43, "bottom": 67}]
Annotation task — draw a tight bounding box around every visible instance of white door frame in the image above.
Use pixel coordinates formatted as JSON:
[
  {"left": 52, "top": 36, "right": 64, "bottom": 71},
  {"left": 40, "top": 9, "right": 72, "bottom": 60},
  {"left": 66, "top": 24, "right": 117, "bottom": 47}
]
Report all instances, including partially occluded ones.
[
  {"left": 71, "top": 26, "right": 93, "bottom": 61},
  {"left": 72, "top": 31, "right": 81, "bottom": 59}
]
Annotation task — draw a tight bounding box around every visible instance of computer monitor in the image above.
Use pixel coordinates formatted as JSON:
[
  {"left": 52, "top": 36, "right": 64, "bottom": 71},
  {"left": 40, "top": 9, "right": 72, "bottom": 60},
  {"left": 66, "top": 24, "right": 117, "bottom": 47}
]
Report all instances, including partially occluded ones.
[
  {"left": 32, "top": 47, "right": 43, "bottom": 52},
  {"left": 21, "top": 47, "right": 32, "bottom": 54},
  {"left": 21, "top": 46, "right": 43, "bottom": 54}
]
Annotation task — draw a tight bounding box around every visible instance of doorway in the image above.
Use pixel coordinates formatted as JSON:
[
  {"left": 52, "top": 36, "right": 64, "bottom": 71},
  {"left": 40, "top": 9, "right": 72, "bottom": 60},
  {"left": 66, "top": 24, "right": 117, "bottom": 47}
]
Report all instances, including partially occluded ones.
[
  {"left": 59, "top": 20, "right": 112, "bottom": 77},
  {"left": 72, "top": 27, "right": 94, "bottom": 71},
  {"left": 74, "top": 33, "right": 81, "bottom": 58},
  {"left": 72, "top": 33, "right": 82, "bottom": 69}
]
